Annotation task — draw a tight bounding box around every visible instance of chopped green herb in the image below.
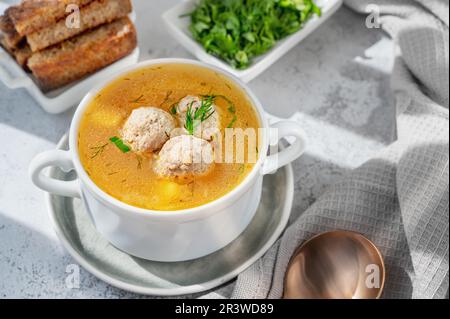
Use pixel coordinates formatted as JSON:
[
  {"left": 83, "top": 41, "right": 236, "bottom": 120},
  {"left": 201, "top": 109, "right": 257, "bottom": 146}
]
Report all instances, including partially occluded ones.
[
  {"left": 170, "top": 103, "right": 178, "bottom": 115},
  {"left": 185, "top": 102, "right": 196, "bottom": 135},
  {"left": 130, "top": 94, "right": 145, "bottom": 103},
  {"left": 160, "top": 90, "right": 173, "bottom": 107},
  {"left": 110, "top": 136, "right": 131, "bottom": 153},
  {"left": 198, "top": 96, "right": 216, "bottom": 121},
  {"left": 186, "top": 0, "right": 321, "bottom": 69},
  {"left": 202, "top": 94, "right": 236, "bottom": 114},
  {"left": 187, "top": 181, "right": 196, "bottom": 197},
  {"left": 227, "top": 115, "right": 238, "bottom": 128},
  {"left": 136, "top": 155, "right": 143, "bottom": 169},
  {"left": 185, "top": 96, "right": 216, "bottom": 135},
  {"left": 90, "top": 143, "right": 108, "bottom": 159}
]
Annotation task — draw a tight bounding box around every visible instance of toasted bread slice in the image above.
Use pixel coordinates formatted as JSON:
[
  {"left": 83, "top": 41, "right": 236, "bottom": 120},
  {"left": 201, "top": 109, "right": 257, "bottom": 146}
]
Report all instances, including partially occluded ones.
[
  {"left": 2, "top": 32, "right": 22, "bottom": 49},
  {"left": 28, "top": 17, "right": 137, "bottom": 91},
  {"left": 0, "top": 14, "right": 22, "bottom": 48},
  {"left": 0, "top": 14, "right": 16, "bottom": 34},
  {"left": 15, "top": 44, "right": 33, "bottom": 68},
  {"left": 0, "top": 35, "right": 32, "bottom": 68},
  {"left": 27, "top": 0, "right": 132, "bottom": 52},
  {"left": 7, "top": 0, "right": 94, "bottom": 36},
  {"left": 0, "top": 34, "right": 13, "bottom": 54}
]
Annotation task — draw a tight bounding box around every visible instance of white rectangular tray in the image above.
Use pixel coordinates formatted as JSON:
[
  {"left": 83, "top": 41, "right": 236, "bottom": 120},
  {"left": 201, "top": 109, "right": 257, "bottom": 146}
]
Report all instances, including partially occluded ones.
[
  {"left": 163, "top": 0, "right": 343, "bottom": 83},
  {"left": 0, "top": 2, "right": 139, "bottom": 114}
]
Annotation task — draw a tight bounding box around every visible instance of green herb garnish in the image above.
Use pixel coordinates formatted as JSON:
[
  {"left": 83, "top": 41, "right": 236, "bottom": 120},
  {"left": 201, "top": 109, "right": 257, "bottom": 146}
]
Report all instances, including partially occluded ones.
[
  {"left": 170, "top": 103, "right": 178, "bottom": 115},
  {"left": 130, "top": 94, "right": 145, "bottom": 103},
  {"left": 160, "top": 90, "right": 173, "bottom": 107},
  {"left": 203, "top": 94, "right": 236, "bottom": 114},
  {"left": 89, "top": 143, "right": 108, "bottom": 159},
  {"left": 136, "top": 155, "right": 143, "bottom": 169},
  {"left": 185, "top": 96, "right": 216, "bottom": 135},
  {"left": 227, "top": 104, "right": 236, "bottom": 114},
  {"left": 110, "top": 136, "right": 131, "bottom": 153},
  {"left": 186, "top": 0, "right": 321, "bottom": 69},
  {"left": 185, "top": 102, "right": 196, "bottom": 135},
  {"left": 227, "top": 115, "right": 238, "bottom": 128}
]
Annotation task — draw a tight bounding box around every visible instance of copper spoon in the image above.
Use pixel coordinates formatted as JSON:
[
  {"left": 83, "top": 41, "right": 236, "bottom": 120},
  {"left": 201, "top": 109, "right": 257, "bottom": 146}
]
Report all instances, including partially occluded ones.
[{"left": 283, "top": 231, "right": 385, "bottom": 299}]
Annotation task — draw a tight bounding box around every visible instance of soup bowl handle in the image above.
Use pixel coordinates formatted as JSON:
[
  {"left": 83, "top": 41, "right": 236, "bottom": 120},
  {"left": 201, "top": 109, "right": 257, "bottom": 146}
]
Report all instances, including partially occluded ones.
[
  {"left": 29, "top": 150, "right": 81, "bottom": 198},
  {"left": 262, "top": 121, "right": 307, "bottom": 175}
]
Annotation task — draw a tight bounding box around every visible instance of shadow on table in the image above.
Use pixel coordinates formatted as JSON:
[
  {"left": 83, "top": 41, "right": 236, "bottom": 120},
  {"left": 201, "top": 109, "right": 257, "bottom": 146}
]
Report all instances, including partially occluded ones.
[
  {"left": 0, "top": 212, "right": 149, "bottom": 298},
  {"left": 0, "top": 85, "right": 74, "bottom": 143},
  {"left": 250, "top": 7, "right": 397, "bottom": 146}
]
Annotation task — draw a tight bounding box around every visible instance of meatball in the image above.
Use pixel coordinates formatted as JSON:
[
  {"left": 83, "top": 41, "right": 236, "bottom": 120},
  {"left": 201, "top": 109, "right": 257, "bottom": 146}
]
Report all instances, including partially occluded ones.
[
  {"left": 122, "top": 107, "right": 176, "bottom": 153},
  {"left": 154, "top": 135, "right": 215, "bottom": 178},
  {"left": 176, "top": 95, "right": 220, "bottom": 141}
]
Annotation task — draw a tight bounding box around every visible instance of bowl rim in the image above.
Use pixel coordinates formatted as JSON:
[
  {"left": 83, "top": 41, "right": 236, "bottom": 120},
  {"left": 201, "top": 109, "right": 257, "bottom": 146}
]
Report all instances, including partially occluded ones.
[{"left": 69, "top": 58, "right": 270, "bottom": 220}]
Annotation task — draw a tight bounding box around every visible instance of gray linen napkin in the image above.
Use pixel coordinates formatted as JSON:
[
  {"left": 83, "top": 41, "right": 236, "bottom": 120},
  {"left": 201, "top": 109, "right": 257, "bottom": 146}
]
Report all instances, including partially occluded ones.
[{"left": 232, "top": 0, "right": 449, "bottom": 299}]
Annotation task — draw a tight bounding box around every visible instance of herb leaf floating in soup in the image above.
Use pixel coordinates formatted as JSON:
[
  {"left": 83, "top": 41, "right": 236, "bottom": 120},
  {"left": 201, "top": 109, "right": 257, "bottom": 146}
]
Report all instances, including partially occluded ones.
[
  {"left": 90, "top": 143, "right": 108, "bottom": 159},
  {"left": 170, "top": 104, "right": 178, "bottom": 115},
  {"left": 110, "top": 136, "right": 131, "bottom": 153},
  {"left": 186, "top": 0, "right": 322, "bottom": 69},
  {"left": 203, "top": 94, "right": 236, "bottom": 114},
  {"left": 78, "top": 64, "right": 260, "bottom": 211},
  {"left": 227, "top": 115, "right": 238, "bottom": 128}
]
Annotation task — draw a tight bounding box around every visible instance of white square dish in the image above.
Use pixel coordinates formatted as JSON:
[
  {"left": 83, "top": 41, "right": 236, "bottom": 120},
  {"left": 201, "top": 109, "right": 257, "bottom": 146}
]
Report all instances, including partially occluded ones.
[
  {"left": 163, "top": 0, "right": 343, "bottom": 83},
  {"left": 0, "top": 2, "right": 140, "bottom": 114}
]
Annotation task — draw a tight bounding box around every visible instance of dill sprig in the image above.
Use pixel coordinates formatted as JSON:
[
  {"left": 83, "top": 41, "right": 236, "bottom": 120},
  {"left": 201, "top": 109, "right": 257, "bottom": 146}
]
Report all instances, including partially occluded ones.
[
  {"left": 90, "top": 143, "right": 108, "bottom": 159},
  {"left": 185, "top": 96, "right": 216, "bottom": 135},
  {"left": 160, "top": 90, "right": 173, "bottom": 107},
  {"left": 136, "top": 155, "right": 143, "bottom": 169},
  {"left": 201, "top": 94, "right": 235, "bottom": 114},
  {"left": 130, "top": 94, "right": 145, "bottom": 103},
  {"left": 185, "top": 102, "right": 195, "bottom": 135}
]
